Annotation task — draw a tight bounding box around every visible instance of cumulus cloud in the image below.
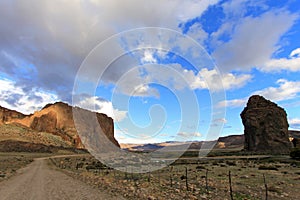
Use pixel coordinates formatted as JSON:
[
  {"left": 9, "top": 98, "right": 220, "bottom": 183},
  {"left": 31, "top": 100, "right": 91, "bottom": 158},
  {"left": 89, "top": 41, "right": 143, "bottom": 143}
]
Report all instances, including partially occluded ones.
[
  {"left": 115, "top": 129, "right": 163, "bottom": 144},
  {"left": 212, "top": 10, "right": 298, "bottom": 71},
  {"left": 217, "top": 99, "right": 247, "bottom": 108},
  {"left": 185, "top": 22, "right": 208, "bottom": 44},
  {"left": 213, "top": 118, "right": 228, "bottom": 124},
  {"left": 218, "top": 79, "right": 300, "bottom": 108},
  {"left": 260, "top": 48, "right": 300, "bottom": 72},
  {"left": 109, "top": 62, "right": 250, "bottom": 100},
  {"left": 196, "top": 68, "right": 252, "bottom": 91},
  {"left": 0, "top": 78, "right": 58, "bottom": 114},
  {"left": 290, "top": 48, "right": 300, "bottom": 58},
  {"left": 73, "top": 95, "right": 127, "bottom": 122},
  {"left": 0, "top": 0, "right": 219, "bottom": 103},
  {"left": 143, "top": 64, "right": 251, "bottom": 92},
  {"left": 177, "top": 131, "right": 202, "bottom": 138},
  {"left": 253, "top": 79, "right": 300, "bottom": 102}
]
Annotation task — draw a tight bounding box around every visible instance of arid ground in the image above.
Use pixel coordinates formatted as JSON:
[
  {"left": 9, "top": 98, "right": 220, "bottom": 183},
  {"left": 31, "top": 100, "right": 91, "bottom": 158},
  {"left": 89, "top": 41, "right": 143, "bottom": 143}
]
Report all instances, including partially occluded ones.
[
  {"left": 1, "top": 152, "right": 299, "bottom": 200},
  {"left": 0, "top": 153, "right": 123, "bottom": 200}
]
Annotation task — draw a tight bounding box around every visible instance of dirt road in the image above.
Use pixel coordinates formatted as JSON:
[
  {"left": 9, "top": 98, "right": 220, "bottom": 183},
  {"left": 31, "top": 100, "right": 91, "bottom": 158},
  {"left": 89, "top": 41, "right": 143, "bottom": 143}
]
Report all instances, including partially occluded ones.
[{"left": 0, "top": 157, "right": 124, "bottom": 200}]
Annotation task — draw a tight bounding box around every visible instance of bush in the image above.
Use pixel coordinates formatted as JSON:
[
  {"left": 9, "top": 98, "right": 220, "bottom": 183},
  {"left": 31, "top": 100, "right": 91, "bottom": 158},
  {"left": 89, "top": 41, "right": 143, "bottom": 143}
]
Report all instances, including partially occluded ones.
[
  {"left": 258, "top": 165, "right": 278, "bottom": 171},
  {"left": 290, "top": 148, "right": 300, "bottom": 159}
]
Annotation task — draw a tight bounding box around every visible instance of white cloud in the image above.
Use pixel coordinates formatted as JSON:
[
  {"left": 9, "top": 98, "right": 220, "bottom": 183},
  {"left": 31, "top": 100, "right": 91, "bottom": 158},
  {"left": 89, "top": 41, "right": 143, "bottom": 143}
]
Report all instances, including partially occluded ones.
[
  {"left": 289, "top": 118, "right": 300, "bottom": 129},
  {"left": 74, "top": 96, "right": 127, "bottom": 122},
  {"left": 218, "top": 79, "right": 300, "bottom": 108},
  {"left": 289, "top": 118, "right": 300, "bottom": 125},
  {"left": 213, "top": 10, "right": 298, "bottom": 71},
  {"left": 115, "top": 63, "right": 240, "bottom": 99},
  {"left": 0, "top": 78, "right": 59, "bottom": 114},
  {"left": 185, "top": 67, "right": 252, "bottom": 91},
  {"left": 260, "top": 48, "right": 300, "bottom": 72},
  {"left": 114, "top": 66, "right": 160, "bottom": 98},
  {"left": 217, "top": 99, "right": 247, "bottom": 108},
  {"left": 186, "top": 22, "right": 208, "bottom": 44},
  {"left": 196, "top": 68, "right": 252, "bottom": 91},
  {"left": 253, "top": 79, "right": 300, "bottom": 102},
  {"left": 0, "top": 0, "right": 220, "bottom": 102},
  {"left": 290, "top": 48, "right": 300, "bottom": 58},
  {"left": 141, "top": 50, "right": 157, "bottom": 64},
  {"left": 142, "top": 64, "right": 252, "bottom": 93},
  {"left": 177, "top": 131, "right": 202, "bottom": 138},
  {"left": 115, "top": 129, "right": 162, "bottom": 144},
  {"left": 214, "top": 118, "right": 228, "bottom": 124}
]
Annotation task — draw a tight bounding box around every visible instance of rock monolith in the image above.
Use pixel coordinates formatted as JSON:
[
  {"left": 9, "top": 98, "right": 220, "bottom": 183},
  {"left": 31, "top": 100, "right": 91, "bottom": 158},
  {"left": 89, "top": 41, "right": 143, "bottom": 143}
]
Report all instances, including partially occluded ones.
[{"left": 241, "top": 95, "right": 291, "bottom": 154}]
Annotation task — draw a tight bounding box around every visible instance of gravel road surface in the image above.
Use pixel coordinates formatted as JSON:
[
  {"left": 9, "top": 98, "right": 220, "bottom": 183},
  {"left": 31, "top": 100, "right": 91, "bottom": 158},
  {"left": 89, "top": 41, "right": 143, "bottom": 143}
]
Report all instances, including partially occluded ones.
[{"left": 0, "top": 157, "right": 124, "bottom": 200}]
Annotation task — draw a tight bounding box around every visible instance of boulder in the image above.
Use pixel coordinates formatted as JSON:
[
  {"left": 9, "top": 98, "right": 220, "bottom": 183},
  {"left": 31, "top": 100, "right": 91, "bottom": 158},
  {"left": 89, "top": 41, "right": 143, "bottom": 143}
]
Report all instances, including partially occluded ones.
[{"left": 240, "top": 95, "right": 291, "bottom": 154}]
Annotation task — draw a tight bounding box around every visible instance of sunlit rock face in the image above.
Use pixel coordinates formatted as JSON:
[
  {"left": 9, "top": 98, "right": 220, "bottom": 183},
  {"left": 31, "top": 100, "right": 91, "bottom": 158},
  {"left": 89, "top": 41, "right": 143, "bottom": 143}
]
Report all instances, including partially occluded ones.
[
  {"left": 0, "top": 102, "right": 119, "bottom": 149},
  {"left": 0, "top": 106, "right": 25, "bottom": 125},
  {"left": 241, "top": 95, "right": 292, "bottom": 154}
]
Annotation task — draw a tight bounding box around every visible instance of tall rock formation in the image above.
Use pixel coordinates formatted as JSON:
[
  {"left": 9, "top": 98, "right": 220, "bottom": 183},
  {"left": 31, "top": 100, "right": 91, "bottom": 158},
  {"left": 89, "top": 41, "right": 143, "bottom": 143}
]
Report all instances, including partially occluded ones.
[
  {"left": 240, "top": 95, "right": 291, "bottom": 154},
  {"left": 1, "top": 102, "right": 120, "bottom": 149}
]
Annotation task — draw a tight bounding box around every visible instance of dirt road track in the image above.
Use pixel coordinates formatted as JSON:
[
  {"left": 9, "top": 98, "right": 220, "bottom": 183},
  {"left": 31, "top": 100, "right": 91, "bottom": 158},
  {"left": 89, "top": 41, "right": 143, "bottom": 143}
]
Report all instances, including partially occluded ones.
[{"left": 0, "top": 157, "right": 124, "bottom": 200}]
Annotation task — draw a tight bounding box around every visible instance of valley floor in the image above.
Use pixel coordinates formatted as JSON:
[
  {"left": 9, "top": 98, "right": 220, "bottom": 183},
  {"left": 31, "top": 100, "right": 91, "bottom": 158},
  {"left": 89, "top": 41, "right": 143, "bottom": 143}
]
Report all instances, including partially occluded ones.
[
  {"left": 0, "top": 152, "right": 299, "bottom": 200},
  {"left": 0, "top": 155, "right": 123, "bottom": 200}
]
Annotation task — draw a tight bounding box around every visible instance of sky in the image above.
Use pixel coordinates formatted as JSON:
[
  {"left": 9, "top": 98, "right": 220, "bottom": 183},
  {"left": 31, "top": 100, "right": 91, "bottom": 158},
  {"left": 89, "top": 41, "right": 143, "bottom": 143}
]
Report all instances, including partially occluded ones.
[{"left": 1, "top": 0, "right": 300, "bottom": 144}]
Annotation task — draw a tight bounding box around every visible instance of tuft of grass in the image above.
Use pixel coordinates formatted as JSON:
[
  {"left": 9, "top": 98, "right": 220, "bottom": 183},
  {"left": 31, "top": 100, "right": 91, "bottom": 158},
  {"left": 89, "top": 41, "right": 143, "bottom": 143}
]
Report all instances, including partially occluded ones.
[{"left": 233, "top": 192, "right": 255, "bottom": 200}]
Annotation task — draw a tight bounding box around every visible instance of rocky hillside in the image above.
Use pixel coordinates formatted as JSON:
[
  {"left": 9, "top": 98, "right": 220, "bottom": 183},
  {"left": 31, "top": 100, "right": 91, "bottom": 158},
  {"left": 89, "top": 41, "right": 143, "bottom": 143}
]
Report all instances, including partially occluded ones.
[{"left": 0, "top": 103, "right": 120, "bottom": 152}]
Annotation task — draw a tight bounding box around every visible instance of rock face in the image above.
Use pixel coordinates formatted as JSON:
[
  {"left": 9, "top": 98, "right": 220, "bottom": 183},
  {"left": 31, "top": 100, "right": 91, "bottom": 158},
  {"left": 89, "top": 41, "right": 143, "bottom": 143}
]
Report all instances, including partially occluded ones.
[
  {"left": 0, "top": 106, "right": 25, "bottom": 125},
  {"left": 0, "top": 102, "right": 120, "bottom": 149},
  {"left": 240, "top": 95, "right": 291, "bottom": 154}
]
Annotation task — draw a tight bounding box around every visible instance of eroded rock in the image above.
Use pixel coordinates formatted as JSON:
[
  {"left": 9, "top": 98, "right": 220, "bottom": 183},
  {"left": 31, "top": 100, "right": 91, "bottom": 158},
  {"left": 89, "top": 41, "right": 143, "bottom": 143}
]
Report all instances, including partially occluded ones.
[{"left": 240, "top": 95, "right": 291, "bottom": 154}]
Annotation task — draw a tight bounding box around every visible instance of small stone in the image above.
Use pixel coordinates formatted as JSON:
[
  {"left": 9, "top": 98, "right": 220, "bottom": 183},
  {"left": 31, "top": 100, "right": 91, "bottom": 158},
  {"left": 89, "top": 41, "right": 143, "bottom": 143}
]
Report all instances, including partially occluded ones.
[
  {"left": 148, "top": 195, "right": 155, "bottom": 200},
  {"left": 130, "top": 186, "right": 135, "bottom": 190},
  {"left": 189, "top": 195, "right": 198, "bottom": 200}
]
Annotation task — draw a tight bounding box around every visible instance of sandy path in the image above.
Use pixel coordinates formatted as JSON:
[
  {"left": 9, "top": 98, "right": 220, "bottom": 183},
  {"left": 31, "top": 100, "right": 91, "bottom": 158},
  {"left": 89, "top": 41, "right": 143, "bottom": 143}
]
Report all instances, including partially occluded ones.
[{"left": 0, "top": 157, "right": 124, "bottom": 200}]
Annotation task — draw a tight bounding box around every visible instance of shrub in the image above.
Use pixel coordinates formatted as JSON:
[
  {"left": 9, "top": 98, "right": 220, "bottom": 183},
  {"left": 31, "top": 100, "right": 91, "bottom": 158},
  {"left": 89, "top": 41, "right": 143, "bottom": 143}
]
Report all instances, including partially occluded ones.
[
  {"left": 290, "top": 148, "right": 300, "bottom": 159},
  {"left": 258, "top": 165, "right": 278, "bottom": 171}
]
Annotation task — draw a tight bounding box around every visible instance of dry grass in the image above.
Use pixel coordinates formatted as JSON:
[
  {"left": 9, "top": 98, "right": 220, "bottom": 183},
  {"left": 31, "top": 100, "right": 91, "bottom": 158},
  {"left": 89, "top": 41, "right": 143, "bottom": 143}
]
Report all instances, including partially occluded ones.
[
  {"left": 50, "top": 154, "right": 300, "bottom": 200},
  {"left": 0, "top": 152, "right": 52, "bottom": 181},
  {"left": 0, "top": 124, "right": 71, "bottom": 147}
]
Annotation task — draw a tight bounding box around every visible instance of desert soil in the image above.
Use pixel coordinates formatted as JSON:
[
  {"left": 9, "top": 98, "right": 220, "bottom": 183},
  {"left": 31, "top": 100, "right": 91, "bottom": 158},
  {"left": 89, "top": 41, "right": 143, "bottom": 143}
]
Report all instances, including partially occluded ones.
[{"left": 0, "top": 157, "right": 124, "bottom": 200}]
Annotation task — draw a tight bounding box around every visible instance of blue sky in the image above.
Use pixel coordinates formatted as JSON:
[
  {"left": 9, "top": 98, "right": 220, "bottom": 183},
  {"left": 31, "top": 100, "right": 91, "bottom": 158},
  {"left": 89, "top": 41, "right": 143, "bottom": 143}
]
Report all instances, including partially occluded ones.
[{"left": 0, "top": 0, "right": 300, "bottom": 144}]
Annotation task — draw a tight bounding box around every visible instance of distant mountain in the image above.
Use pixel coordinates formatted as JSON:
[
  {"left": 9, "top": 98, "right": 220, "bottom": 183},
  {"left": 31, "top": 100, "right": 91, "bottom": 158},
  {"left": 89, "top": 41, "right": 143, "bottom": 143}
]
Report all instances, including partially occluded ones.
[
  {"left": 217, "top": 134, "right": 244, "bottom": 148},
  {"left": 289, "top": 130, "right": 300, "bottom": 139},
  {"left": 121, "top": 132, "right": 300, "bottom": 152},
  {"left": 121, "top": 134, "right": 245, "bottom": 152},
  {"left": 0, "top": 103, "right": 119, "bottom": 152}
]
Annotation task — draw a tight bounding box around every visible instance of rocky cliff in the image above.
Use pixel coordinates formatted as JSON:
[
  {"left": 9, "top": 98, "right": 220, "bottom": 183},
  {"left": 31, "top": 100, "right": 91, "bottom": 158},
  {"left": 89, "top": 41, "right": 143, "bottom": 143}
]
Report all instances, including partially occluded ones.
[
  {"left": 240, "top": 95, "right": 291, "bottom": 154},
  {"left": 0, "top": 106, "right": 25, "bottom": 125},
  {"left": 0, "top": 102, "right": 119, "bottom": 149}
]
